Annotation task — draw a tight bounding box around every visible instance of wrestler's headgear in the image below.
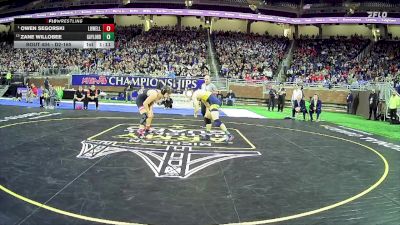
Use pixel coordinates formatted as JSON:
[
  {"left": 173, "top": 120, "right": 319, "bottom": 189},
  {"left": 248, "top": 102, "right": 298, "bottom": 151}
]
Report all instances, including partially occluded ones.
[{"left": 161, "top": 85, "right": 172, "bottom": 95}]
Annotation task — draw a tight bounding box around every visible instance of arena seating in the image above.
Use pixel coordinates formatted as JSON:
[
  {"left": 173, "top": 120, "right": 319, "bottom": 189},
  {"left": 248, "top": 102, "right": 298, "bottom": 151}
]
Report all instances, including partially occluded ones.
[
  {"left": 352, "top": 40, "right": 400, "bottom": 83},
  {"left": 213, "top": 31, "right": 289, "bottom": 80},
  {"left": 287, "top": 36, "right": 370, "bottom": 84},
  {"left": 0, "top": 26, "right": 208, "bottom": 77}
]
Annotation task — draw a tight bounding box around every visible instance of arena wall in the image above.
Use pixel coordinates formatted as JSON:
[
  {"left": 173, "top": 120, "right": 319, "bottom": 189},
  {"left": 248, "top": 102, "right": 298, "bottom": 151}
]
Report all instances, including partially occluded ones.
[
  {"left": 0, "top": 24, "right": 10, "bottom": 32},
  {"left": 228, "top": 85, "right": 264, "bottom": 99},
  {"left": 228, "top": 84, "right": 348, "bottom": 105},
  {"left": 152, "top": 15, "right": 178, "bottom": 27},
  {"left": 28, "top": 77, "right": 351, "bottom": 105},
  {"left": 115, "top": 15, "right": 145, "bottom": 26},
  {"left": 250, "top": 22, "right": 285, "bottom": 36},
  {"left": 321, "top": 24, "right": 372, "bottom": 38},
  {"left": 387, "top": 25, "right": 400, "bottom": 38},
  {"left": 298, "top": 25, "right": 319, "bottom": 37},
  {"left": 181, "top": 16, "right": 205, "bottom": 28},
  {"left": 28, "top": 77, "right": 69, "bottom": 88},
  {"left": 212, "top": 19, "right": 247, "bottom": 32},
  {"left": 283, "top": 87, "right": 348, "bottom": 105}
]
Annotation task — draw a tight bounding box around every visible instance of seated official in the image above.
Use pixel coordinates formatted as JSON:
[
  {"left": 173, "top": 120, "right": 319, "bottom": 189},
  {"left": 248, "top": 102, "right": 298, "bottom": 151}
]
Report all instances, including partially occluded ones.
[
  {"left": 15, "top": 90, "right": 22, "bottom": 101},
  {"left": 44, "top": 85, "right": 57, "bottom": 109},
  {"left": 309, "top": 94, "right": 322, "bottom": 122},
  {"left": 225, "top": 90, "right": 236, "bottom": 106},
  {"left": 161, "top": 96, "right": 173, "bottom": 109},
  {"left": 26, "top": 84, "right": 38, "bottom": 103},
  {"left": 73, "top": 86, "right": 86, "bottom": 110},
  {"left": 292, "top": 96, "right": 307, "bottom": 120},
  {"left": 216, "top": 91, "right": 224, "bottom": 102},
  {"left": 84, "top": 85, "right": 99, "bottom": 110}
]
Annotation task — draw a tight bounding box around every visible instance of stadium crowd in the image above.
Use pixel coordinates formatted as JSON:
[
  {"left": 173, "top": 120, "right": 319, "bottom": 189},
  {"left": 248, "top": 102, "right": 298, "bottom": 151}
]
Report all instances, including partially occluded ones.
[
  {"left": 214, "top": 31, "right": 289, "bottom": 80},
  {"left": 287, "top": 36, "right": 370, "bottom": 84},
  {"left": 287, "top": 36, "right": 400, "bottom": 88},
  {"left": 352, "top": 40, "right": 400, "bottom": 83},
  {"left": 0, "top": 26, "right": 209, "bottom": 77}
]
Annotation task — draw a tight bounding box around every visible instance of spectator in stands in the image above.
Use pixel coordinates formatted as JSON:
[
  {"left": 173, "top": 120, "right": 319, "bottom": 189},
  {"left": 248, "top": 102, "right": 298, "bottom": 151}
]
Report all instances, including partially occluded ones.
[
  {"left": 268, "top": 86, "right": 277, "bottom": 111},
  {"left": 225, "top": 89, "right": 236, "bottom": 106},
  {"left": 368, "top": 89, "right": 379, "bottom": 120},
  {"left": 277, "top": 84, "right": 286, "bottom": 112},
  {"left": 124, "top": 80, "right": 133, "bottom": 103},
  {"left": 388, "top": 92, "right": 400, "bottom": 124},
  {"left": 396, "top": 82, "right": 400, "bottom": 95},
  {"left": 346, "top": 91, "right": 354, "bottom": 114},
  {"left": 167, "top": 68, "right": 176, "bottom": 79},
  {"left": 309, "top": 94, "right": 322, "bottom": 122},
  {"left": 214, "top": 31, "right": 288, "bottom": 80},
  {"left": 292, "top": 95, "right": 307, "bottom": 120},
  {"left": 73, "top": 86, "right": 86, "bottom": 110},
  {"left": 84, "top": 85, "right": 99, "bottom": 110}
]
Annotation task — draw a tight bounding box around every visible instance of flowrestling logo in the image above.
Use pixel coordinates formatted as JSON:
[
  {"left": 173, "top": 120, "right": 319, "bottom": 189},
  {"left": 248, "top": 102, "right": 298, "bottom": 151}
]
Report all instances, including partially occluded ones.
[
  {"left": 77, "top": 124, "right": 260, "bottom": 178},
  {"left": 322, "top": 125, "right": 400, "bottom": 152},
  {"left": 0, "top": 112, "right": 61, "bottom": 122}
]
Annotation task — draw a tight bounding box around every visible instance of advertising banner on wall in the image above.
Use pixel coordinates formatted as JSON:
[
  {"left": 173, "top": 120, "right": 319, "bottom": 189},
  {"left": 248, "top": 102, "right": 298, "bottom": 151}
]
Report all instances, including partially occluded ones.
[
  {"left": 71, "top": 74, "right": 204, "bottom": 90},
  {"left": 1, "top": 8, "right": 399, "bottom": 25}
]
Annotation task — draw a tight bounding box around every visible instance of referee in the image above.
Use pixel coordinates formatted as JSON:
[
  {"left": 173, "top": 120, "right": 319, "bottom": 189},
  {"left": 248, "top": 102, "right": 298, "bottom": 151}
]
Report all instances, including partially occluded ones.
[{"left": 200, "top": 75, "right": 218, "bottom": 117}]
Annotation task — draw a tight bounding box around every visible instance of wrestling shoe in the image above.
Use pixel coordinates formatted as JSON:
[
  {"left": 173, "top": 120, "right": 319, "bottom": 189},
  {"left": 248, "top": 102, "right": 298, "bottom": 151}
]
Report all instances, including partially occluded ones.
[
  {"left": 200, "top": 134, "right": 211, "bottom": 141},
  {"left": 225, "top": 134, "right": 234, "bottom": 143},
  {"left": 136, "top": 128, "right": 146, "bottom": 139}
]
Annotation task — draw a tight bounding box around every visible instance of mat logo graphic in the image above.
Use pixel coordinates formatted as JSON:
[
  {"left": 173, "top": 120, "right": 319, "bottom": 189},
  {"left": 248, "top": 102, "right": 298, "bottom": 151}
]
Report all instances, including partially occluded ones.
[{"left": 77, "top": 124, "right": 260, "bottom": 178}]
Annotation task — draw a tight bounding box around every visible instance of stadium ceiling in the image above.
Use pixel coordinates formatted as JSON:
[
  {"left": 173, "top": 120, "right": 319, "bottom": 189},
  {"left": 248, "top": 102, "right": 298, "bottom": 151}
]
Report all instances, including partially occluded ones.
[{"left": 0, "top": 0, "right": 400, "bottom": 18}]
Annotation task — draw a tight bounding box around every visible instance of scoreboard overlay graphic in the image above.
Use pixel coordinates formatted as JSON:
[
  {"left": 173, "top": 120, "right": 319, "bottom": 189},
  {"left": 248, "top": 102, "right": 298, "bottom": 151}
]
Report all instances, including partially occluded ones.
[{"left": 13, "top": 18, "right": 115, "bottom": 49}]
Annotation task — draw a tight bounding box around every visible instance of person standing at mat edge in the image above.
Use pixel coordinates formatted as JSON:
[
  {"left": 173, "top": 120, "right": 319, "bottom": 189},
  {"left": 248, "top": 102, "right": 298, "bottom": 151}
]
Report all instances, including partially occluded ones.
[
  {"left": 368, "top": 89, "right": 379, "bottom": 120},
  {"left": 346, "top": 91, "right": 353, "bottom": 114},
  {"left": 277, "top": 84, "right": 286, "bottom": 112},
  {"left": 192, "top": 89, "right": 234, "bottom": 143},
  {"left": 136, "top": 86, "right": 172, "bottom": 138},
  {"left": 388, "top": 92, "right": 400, "bottom": 124},
  {"left": 5, "top": 71, "right": 12, "bottom": 85},
  {"left": 201, "top": 75, "right": 218, "bottom": 115},
  {"left": 124, "top": 80, "right": 134, "bottom": 103}
]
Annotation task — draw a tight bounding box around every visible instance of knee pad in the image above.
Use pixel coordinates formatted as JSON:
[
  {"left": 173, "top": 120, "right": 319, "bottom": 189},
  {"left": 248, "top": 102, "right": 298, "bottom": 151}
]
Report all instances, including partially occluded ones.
[
  {"left": 213, "top": 119, "right": 222, "bottom": 127},
  {"left": 211, "top": 108, "right": 219, "bottom": 112},
  {"left": 204, "top": 117, "right": 212, "bottom": 125},
  {"left": 139, "top": 113, "right": 148, "bottom": 125}
]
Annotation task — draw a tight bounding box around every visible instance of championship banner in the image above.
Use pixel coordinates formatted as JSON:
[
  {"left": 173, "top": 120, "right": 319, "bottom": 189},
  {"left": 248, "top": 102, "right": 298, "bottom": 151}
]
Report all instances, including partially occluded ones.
[{"left": 71, "top": 74, "right": 204, "bottom": 90}]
